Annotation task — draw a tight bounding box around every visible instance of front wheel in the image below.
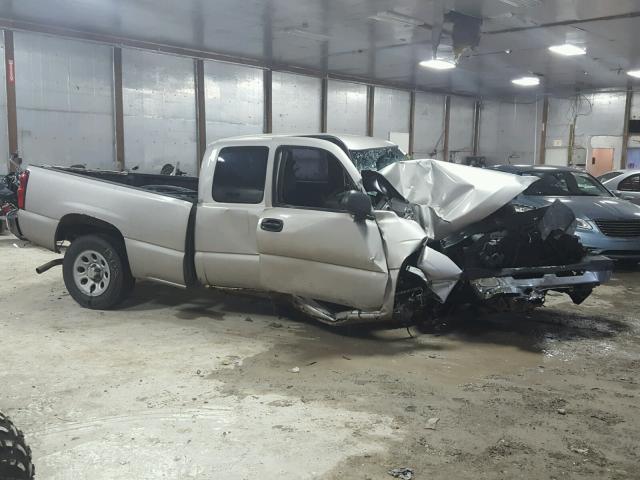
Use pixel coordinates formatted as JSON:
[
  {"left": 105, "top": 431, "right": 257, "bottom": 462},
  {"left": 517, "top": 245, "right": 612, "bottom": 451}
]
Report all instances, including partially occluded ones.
[{"left": 63, "top": 234, "right": 134, "bottom": 309}]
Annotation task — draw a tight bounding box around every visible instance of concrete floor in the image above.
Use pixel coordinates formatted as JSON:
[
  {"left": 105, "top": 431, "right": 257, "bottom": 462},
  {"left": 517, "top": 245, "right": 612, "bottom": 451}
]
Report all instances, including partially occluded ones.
[{"left": 1, "top": 233, "right": 639, "bottom": 479}]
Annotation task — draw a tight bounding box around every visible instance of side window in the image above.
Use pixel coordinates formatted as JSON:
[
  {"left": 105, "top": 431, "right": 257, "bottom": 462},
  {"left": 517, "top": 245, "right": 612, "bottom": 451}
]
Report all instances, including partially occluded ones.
[
  {"left": 618, "top": 174, "right": 640, "bottom": 192},
  {"left": 274, "top": 146, "right": 355, "bottom": 210},
  {"left": 212, "top": 146, "right": 269, "bottom": 204}
]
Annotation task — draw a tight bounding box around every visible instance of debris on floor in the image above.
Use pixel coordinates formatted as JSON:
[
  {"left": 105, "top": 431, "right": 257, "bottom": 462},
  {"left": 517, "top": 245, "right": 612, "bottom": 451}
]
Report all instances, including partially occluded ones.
[
  {"left": 425, "top": 417, "right": 440, "bottom": 429},
  {"left": 388, "top": 467, "right": 414, "bottom": 479}
]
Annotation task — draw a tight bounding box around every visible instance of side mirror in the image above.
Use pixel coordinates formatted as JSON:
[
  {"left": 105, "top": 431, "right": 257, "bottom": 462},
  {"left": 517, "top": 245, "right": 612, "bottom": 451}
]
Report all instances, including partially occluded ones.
[{"left": 343, "top": 190, "right": 373, "bottom": 221}]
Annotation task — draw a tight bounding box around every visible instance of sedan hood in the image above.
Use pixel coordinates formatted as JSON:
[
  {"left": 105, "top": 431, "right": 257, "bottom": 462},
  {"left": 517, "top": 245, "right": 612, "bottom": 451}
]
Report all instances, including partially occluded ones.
[
  {"left": 378, "top": 159, "right": 537, "bottom": 239},
  {"left": 516, "top": 195, "right": 640, "bottom": 221}
]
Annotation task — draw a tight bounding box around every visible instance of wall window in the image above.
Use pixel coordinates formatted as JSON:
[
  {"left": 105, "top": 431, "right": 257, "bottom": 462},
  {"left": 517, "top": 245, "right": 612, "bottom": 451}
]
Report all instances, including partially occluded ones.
[
  {"left": 274, "top": 146, "right": 355, "bottom": 210},
  {"left": 212, "top": 146, "right": 269, "bottom": 203}
]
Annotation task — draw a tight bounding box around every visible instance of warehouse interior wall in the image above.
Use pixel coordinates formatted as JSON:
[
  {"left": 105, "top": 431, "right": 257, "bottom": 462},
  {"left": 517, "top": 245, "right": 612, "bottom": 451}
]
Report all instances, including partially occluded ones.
[
  {"left": 272, "top": 71, "right": 321, "bottom": 134},
  {"left": 326, "top": 79, "right": 367, "bottom": 136},
  {"left": 14, "top": 32, "right": 115, "bottom": 170},
  {"left": 122, "top": 48, "right": 197, "bottom": 175},
  {"left": 478, "top": 99, "right": 539, "bottom": 166},
  {"left": 0, "top": 28, "right": 638, "bottom": 173},
  {"left": 204, "top": 61, "right": 264, "bottom": 144}
]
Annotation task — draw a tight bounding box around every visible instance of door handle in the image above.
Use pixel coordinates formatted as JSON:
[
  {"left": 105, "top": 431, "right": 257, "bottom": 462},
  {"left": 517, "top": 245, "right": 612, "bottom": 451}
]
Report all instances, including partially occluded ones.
[{"left": 260, "top": 218, "right": 284, "bottom": 232}]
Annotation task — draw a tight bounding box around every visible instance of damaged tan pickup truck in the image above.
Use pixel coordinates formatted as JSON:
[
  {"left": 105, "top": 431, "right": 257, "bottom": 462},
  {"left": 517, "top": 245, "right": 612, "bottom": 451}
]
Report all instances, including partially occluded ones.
[{"left": 8, "top": 135, "right": 612, "bottom": 326}]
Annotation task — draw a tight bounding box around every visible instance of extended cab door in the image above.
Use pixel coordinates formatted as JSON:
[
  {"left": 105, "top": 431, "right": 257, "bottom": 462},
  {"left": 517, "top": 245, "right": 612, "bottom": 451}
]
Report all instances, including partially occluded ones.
[
  {"left": 256, "top": 140, "right": 389, "bottom": 310},
  {"left": 195, "top": 143, "right": 270, "bottom": 289}
]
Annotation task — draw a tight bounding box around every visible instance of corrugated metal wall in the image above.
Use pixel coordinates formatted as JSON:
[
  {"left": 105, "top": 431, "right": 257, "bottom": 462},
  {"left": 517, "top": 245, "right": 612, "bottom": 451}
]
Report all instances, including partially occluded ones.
[
  {"left": 122, "top": 49, "right": 197, "bottom": 175},
  {"left": 448, "top": 95, "right": 475, "bottom": 162},
  {"left": 478, "top": 100, "right": 538, "bottom": 165},
  {"left": 14, "top": 32, "right": 115, "bottom": 169},
  {"left": 373, "top": 87, "right": 410, "bottom": 143},
  {"left": 272, "top": 72, "right": 321, "bottom": 133},
  {"left": 326, "top": 80, "right": 367, "bottom": 135},
  {"left": 413, "top": 92, "right": 445, "bottom": 159},
  {"left": 204, "top": 61, "right": 263, "bottom": 143}
]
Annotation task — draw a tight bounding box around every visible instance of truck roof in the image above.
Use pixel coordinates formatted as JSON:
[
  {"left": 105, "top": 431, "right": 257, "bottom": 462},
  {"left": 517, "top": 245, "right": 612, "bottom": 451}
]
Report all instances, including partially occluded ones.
[{"left": 210, "top": 133, "right": 397, "bottom": 151}]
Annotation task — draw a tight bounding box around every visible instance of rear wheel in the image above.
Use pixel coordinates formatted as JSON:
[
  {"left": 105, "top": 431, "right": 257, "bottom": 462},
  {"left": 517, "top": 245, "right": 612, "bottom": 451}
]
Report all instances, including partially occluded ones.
[
  {"left": 0, "top": 412, "right": 34, "bottom": 480},
  {"left": 63, "top": 234, "right": 134, "bottom": 309}
]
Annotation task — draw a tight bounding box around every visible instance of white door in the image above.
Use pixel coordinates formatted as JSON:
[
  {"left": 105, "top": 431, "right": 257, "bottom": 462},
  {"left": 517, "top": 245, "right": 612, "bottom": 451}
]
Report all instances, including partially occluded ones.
[{"left": 256, "top": 144, "right": 389, "bottom": 310}]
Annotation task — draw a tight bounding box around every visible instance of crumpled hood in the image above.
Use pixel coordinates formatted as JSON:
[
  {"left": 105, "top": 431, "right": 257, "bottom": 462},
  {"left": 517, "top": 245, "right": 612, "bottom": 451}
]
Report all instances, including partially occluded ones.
[{"left": 379, "top": 159, "right": 538, "bottom": 239}]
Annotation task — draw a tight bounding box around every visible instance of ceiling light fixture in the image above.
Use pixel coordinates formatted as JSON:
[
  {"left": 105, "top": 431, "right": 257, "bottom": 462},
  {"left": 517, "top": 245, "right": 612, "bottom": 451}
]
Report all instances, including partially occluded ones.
[
  {"left": 627, "top": 70, "right": 640, "bottom": 79},
  {"left": 548, "top": 44, "right": 586, "bottom": 56},
  {"left": 280, "top": 27, "right": 330, "bottom": 42},
  {"left": 419, "top": 58, "right": 456, "bottom": 70},
  {"left": 499, "top": 0, "right": 542, "bottom": 7},
  {"left": 369, "top": 10, "right": 425, "bottom": 27},
  {"left": 511, "top": 76, "right": 540, "bottom": 87}
]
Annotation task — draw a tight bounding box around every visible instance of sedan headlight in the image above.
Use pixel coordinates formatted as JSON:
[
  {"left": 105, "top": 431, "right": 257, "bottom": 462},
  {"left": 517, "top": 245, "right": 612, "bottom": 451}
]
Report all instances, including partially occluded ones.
[
  {"left": 575, "top": 218, "right": 593, "bottom": 231},
  {"left": 512, "top": 203, "right": 536, "bottom": 213}
]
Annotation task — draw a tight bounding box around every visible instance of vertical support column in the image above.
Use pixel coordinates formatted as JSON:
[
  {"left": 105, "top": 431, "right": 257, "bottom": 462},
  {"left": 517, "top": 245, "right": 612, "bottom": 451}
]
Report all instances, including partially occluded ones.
[
  {"left": 408, "top": 91, "right": 416, "bottom": 157},
  {"left": 538, "top": 96, "right": 549, "bottom": 165},
  {"left": 320, "top": 77, "right": 328, "bottom": 133},
  {"left": 366, "top": 85, "right": 374, "bottom": 137},
  {"left": 443, "top": 95, "right": 451, "bottom": 162},
  {"left": 113, "top": 47, "right": 125, "bottom": 171},
  {"left": 621, "top": 88, "right": 633, "bottom": 169},
  {"left": 194, "top": 58, "right": 206, "bottom": 172},
  {"left": 472, "top": 100, "right": 481, "bottom": 156},
  {"left": 3, "top": 30, "right": 17, "bottom": 172},
  {"left": 263, "top": 69, "right": 272, "bottom": 134}
]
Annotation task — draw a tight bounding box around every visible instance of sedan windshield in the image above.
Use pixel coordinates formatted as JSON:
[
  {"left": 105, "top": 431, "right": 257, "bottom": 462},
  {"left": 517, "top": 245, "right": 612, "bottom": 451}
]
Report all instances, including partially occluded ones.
[
  {"left": 350, "top": 147, "right": 407, "bottom": 171},
  {"left": 523, "top": 170, "right": 612, "bottom": 197}
]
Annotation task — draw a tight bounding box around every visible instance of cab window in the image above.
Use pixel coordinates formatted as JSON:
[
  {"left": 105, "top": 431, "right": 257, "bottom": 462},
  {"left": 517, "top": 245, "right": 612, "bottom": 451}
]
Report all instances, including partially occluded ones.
[
  {"left": 274, "top": 146, "right": 355, "bottom": 210},
  {"left": 212, "top": 146, "right": 269, "bottom": 204}
]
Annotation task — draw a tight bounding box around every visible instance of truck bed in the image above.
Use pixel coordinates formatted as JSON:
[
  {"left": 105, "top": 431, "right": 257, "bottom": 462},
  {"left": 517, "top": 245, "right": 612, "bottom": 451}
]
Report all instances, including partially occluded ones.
[
  {"left": 51, "top": 167, "right": 199, "bottom": 203},
  {"left": 18, "top": 165, "right": 197, "bottom": 287}
]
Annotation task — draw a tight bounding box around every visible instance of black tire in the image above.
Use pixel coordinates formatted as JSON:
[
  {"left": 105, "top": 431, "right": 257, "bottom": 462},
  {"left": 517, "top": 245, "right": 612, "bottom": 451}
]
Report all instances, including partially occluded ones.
[
  {"left": 0, "top": 412, "right": 34, "bottom": 480},
  {"left": 63, "top": 234, "right": 134, "bottom": 309}
]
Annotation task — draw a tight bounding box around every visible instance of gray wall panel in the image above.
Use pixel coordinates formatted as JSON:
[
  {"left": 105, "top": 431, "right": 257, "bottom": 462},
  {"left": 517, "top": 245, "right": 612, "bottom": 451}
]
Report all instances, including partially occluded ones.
[
  {"left": 326, "top": 80, "right": 367, "bottom": 136},
  {"left": 272, "top": 71, "right": 321, "bottom": 133},
  {"left": 204, "top": 61, "right": 263, "bottom": 143},
  {"left": 478, "top": 100, "right": 538, "bottom": 165},
  {"left": 0, "top": 37, "right": 8, "bottom": 174},
  {"left": 413, "top": 92, "right": 445, "bottom": 159},
  {"left": 373, "top": 87, "right": 410, "bottom": 141},
  {"left": 14, "top": 32, "right": 115, "bottom": 169},
  {"left": 122, "top": 49, "right": 197, "bottom": 175},
  {"left": 448, "top": 96, "right": 475, "bottom": 161},
  {"left": 574, "top": 92, "right": 626, "bottom": 148},
  {"left": 545, "top": 97, "right": 574, "bottom": 148}
]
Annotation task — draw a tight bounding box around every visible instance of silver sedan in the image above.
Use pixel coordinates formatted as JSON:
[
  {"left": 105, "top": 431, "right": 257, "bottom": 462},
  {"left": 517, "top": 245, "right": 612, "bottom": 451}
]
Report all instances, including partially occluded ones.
[{"left": 598, "top": 169, "right": 640, "bottom": 205}]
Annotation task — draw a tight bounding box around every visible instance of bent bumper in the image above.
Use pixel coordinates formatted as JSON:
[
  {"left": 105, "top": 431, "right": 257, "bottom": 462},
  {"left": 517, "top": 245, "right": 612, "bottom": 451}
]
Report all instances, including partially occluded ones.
[
  {"left": 5, "top": 209, "right": 25, "bottom": 239},
  {"left": 467, "top": 255, "right": 613, "bottom": 301}
]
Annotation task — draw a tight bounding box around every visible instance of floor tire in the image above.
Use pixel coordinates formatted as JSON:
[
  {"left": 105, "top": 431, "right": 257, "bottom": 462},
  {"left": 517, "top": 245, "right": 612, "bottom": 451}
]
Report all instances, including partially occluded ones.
[
  {"left": 63, "top": 234, "right": 134, "bottom": 309},
  {"left": 0, "top": 412, "right": 34, "bottom": 480}
]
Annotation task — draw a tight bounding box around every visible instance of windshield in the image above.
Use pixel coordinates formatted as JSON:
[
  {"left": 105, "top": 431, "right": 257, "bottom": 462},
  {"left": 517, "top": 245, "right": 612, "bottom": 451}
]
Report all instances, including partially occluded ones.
[
  {"left": 523, "top": 170, "right": 612, "bottom": 197},
  {"left": 597, "top": 171, "right": 623, "bottom": 182},
  {"left": 350, "top": 147, "right": 407, "bottom": 171}
]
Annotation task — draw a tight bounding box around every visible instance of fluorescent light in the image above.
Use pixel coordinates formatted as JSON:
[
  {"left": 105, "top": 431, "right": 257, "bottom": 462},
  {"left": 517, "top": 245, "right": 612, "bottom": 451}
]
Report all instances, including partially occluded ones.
[
  {"left": 499, "top": 0, "right": 542, "bottom": 7},
  {"left": 548, "top": 44, "right": 586, "bottom": 56},
  {"left": 627, "top": 70, "right": 640, "bottom": 79},
  {"left": 512, "top": 76, "right": 540, "bottom": 86},
  {"left": 369, "top": 10, "right": 425, "bottom": 27},
  {"left": 419, "top": 59, "right": 456, "bottom": 70},
  {"left": 279, "top": 27, "right": 330, "bottom": 42}
]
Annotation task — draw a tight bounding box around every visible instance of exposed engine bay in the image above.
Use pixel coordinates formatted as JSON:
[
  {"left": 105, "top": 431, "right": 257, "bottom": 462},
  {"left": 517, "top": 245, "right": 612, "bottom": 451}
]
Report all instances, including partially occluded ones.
[{"left": 360, "top": 160, "right": 613, "bottom": 326}]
